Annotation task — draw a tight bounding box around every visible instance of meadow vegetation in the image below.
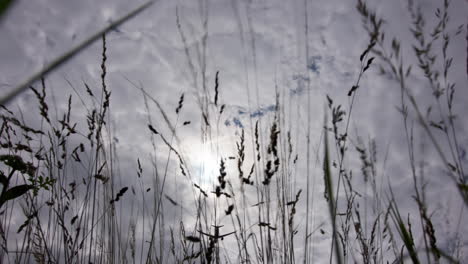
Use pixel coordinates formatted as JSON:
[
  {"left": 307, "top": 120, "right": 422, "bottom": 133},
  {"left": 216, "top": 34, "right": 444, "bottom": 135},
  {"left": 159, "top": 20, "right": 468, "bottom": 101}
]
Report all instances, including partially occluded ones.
[{"left": 0, "top": 0, "right": 466, "bottom": 263}]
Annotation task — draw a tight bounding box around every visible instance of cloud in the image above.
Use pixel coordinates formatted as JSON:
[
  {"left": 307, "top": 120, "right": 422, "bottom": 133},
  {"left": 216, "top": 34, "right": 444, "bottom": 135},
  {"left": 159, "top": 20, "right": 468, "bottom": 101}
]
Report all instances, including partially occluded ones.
[{"left": 1, "top": 0, "right": 467, "bottom": 263}]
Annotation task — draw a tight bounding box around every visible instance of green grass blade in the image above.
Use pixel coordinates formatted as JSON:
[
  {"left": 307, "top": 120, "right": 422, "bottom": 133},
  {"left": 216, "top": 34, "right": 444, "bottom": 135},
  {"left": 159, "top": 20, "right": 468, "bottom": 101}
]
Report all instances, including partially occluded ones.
[
  {"left": 0, "top": 0, "right": 14, "bottom": 19},
  {"left": 323, "top": 111, "right": 343, "bottom": 264}
]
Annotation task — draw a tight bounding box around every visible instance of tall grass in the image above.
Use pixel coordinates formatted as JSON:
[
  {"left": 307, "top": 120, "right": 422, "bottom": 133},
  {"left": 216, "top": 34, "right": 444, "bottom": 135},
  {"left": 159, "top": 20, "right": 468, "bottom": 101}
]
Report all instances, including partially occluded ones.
[{"left": 0, "top": 0, "right": 466, "bottom": 263}]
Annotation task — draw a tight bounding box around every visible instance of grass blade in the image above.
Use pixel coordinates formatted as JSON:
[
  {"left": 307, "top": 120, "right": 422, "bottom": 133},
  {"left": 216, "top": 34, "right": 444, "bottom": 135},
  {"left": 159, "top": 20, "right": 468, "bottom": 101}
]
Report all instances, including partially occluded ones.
[
  {"left": 323, "top": 112, "right": 343, "bottom": 264},
  {"left": 0, "top": 0, "right": 154, "bottom": 105},
  {"left": 0, "top": 0, "right": 14, "bottom": 19}
]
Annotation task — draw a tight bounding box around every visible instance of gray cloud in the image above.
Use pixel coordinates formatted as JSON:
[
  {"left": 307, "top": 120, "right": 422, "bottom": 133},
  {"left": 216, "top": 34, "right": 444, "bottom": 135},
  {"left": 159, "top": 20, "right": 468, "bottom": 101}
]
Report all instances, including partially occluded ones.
[{"left": 1, "top": 0, "right": 467, "bottom": 263}]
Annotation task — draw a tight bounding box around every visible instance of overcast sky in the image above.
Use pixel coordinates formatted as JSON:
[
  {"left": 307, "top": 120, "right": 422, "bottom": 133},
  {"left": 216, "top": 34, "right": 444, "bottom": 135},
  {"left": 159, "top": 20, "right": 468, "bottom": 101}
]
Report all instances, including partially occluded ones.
[{"left": 1, "top": 0, "right": 467, "bottom": 263}]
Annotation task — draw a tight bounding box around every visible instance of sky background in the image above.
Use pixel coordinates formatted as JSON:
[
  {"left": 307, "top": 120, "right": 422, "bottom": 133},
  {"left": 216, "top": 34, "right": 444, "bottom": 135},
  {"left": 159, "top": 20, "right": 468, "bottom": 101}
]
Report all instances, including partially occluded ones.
[{"left": 0, "top": 0, "right": 467, "bottom": 263}]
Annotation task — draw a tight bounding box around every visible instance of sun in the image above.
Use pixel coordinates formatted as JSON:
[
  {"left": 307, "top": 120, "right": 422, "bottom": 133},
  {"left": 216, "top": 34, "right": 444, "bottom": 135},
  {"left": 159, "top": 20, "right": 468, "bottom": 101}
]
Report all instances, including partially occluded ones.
[{"left": 187, "top": 141, "right": 221, "bottom": 185}]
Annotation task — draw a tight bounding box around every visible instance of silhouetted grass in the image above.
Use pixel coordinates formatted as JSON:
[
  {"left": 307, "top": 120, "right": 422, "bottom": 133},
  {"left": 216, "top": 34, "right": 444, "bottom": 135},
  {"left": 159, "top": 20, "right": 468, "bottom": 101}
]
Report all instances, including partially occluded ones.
[{"left": 0, "top": 0, "right": 466, "bottom": 263}]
